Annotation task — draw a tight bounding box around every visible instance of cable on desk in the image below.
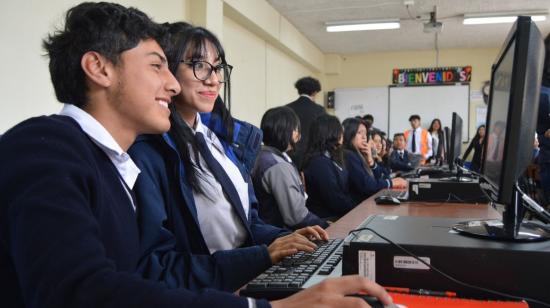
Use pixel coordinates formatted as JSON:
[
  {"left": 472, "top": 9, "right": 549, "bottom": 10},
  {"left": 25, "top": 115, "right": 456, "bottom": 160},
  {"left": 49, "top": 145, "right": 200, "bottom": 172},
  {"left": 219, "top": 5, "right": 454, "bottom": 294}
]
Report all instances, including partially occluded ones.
[{"left": 348, "top": 227, "right": 550, "bottom": 307}]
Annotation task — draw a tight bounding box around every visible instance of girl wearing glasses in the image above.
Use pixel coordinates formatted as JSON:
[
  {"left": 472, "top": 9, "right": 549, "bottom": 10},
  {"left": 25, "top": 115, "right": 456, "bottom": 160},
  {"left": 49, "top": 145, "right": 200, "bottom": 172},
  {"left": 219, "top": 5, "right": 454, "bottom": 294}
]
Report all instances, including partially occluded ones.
[{"left": 129, "top": 23, "right": 327, "bottom": 292}]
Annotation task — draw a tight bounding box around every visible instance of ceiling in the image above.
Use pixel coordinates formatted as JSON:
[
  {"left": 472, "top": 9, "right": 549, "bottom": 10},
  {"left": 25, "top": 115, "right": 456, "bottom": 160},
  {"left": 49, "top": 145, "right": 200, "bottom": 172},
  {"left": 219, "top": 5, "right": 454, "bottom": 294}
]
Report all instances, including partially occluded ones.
[{"left": 266, "top": 0, "right": 550, "bottom": 54}]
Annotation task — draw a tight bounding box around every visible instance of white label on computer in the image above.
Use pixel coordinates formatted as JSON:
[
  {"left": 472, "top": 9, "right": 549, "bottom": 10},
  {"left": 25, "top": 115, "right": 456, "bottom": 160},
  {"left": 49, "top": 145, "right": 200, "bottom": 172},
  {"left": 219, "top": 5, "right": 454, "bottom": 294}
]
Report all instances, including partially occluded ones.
[
  {"left": 393, "top": 256, "right": 430, "bottom": 270},
  {"left": 383, "top": 215, "right": 399, "bottom": 220},
  {"left": 412, "top": 184, "right": 419, "bottom": 195},
  {"left": 357, "top": 234, "right": 373, "bottom": 242},
  {"left": 419, "top": 183, "right": 431, "bottom": 189},
  {"left": 358, "top": 250, "right": 376, "bottom": 281}
]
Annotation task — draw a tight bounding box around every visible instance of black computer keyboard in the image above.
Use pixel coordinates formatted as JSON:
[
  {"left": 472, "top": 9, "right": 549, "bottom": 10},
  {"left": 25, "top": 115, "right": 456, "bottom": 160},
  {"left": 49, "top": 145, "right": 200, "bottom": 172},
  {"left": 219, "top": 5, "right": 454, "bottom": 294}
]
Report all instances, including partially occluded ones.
[{"left": 240, "top": 238, "right": 344, "bottom": 300}]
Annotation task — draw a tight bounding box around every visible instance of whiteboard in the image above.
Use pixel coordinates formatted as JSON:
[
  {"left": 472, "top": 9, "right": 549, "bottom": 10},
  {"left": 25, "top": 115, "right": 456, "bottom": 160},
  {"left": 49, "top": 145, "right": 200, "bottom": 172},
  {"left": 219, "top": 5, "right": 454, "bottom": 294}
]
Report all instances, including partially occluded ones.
[
  {"left": 388, "top": 84, "right": 470, "bottom": 142},
  {"left": 334, "top": 87, "right": 389, "bottom": 133}
]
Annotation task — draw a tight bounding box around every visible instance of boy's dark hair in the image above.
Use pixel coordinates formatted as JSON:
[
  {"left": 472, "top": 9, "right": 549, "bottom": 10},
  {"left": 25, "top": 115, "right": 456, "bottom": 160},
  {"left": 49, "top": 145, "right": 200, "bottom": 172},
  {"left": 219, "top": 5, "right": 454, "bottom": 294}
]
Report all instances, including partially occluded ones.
[
  {"left": 303, "top": 114, "right": 343, "bottom": 168},
  {"left": 408, "top": 114, "right": 421, "bottom": 122},
  {"left": 393, "top": 133, "right": 405, "bottom": 140},
  {"left": 261, "top": 106, "right": 300, "bottom": 152},
  {"left": 43, "top": 2, "right": 165, "bottom": 108},
  {"left": 295, "top": 77, "right": 321, "bottom": 96},
  {"left": 363, "top": 114, "right": 374, "bottom": 122}
]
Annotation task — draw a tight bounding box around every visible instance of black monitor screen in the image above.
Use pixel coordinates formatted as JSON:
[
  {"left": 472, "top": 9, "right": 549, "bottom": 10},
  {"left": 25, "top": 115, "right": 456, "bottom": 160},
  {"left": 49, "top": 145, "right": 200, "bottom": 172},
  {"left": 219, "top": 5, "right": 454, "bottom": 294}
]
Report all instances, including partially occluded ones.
[
  {"left": 483, "top": 41, "right": 515, "bottom": 188},
  {"left": 447, "top": 112, "right": 463, "bottom": 170}
]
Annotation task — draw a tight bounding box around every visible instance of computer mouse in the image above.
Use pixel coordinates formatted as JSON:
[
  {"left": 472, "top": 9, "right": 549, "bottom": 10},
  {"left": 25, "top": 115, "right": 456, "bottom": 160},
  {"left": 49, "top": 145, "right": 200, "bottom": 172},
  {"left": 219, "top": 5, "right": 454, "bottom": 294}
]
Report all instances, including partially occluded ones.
[
  {"left": 346, "top": 294, "right": 406, "bottom": 308},
  {"left": 375, "top": 195, "right": 401, "bottom": 205}
]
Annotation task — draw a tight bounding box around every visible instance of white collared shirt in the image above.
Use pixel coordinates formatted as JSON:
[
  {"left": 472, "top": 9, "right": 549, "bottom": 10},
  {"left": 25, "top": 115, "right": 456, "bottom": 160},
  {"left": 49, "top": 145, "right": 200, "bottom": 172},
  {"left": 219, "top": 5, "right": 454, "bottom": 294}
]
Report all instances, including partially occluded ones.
[
  {"left": 406, "top": 127, "right": 433, "bottom": 158},
  {"left": 59, "top": 104, "right": 140, "bottom": 211},
  {"left": 189, "top": 113, "right": 249, "bottom": 253}
]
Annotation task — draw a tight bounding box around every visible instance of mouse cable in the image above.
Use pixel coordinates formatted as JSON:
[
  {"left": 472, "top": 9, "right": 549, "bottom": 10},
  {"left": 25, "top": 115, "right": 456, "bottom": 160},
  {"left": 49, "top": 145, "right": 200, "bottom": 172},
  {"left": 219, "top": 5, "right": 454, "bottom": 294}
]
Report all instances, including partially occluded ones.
[{"left": 348, "top": 227, "right": 550, "bottom": 307}]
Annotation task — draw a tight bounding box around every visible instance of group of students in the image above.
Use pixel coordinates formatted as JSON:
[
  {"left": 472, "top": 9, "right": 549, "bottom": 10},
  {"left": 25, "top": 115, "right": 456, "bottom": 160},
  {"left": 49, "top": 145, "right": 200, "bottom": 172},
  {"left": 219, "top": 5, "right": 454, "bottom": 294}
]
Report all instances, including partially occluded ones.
[
  {"left": 0, "top": 3, "right": 394, "bottom": 308},
  {"left": 253, "top": 109, "right": 492, "bottom": 227}
]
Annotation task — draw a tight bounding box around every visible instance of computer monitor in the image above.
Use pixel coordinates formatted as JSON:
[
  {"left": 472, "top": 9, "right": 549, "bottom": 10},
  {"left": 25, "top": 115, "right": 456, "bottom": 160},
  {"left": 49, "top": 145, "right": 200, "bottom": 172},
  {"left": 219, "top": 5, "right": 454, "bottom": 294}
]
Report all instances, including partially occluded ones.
[
  {"left": 447, "top": 112, "right": 463, "bottom": 171},
  {"left": 453, "top": 16, "right": 550, "bottom": 241}
]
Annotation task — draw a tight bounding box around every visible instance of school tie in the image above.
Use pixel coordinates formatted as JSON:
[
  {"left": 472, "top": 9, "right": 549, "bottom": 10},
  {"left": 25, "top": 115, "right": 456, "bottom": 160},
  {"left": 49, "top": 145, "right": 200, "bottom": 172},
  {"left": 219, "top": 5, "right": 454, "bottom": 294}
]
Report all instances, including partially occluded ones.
[
  {"left": 411, "top": 129, "right": 417, "bottom": 153},
  {"left": 194, "top": 132, "right": 247, "bottom": 222}
]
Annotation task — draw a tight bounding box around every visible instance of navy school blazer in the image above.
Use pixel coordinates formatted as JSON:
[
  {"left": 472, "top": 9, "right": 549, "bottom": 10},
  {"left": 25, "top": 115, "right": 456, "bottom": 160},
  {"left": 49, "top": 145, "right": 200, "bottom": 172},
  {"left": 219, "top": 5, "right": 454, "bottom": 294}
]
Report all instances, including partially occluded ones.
[
  {"left": 389, "top": 149, "right": 415, "bottom": 172},
  {"left": 344, "top": 150, "right": 391, "bottom": 204},
  {"left": 303, "top": 152, "right": 356, "bottom": 219},
  {"left": 0, "top": 115, "right": 267, "bottom": 308},
  {"left": 128, "top": 115, "right": 289, "bottom": 293}
]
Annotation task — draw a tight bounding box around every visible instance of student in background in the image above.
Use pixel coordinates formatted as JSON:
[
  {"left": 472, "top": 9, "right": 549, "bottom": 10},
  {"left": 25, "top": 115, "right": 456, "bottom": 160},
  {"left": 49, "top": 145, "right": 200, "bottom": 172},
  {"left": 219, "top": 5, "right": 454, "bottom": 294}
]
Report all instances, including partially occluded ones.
[
  {"left": 537, "top": 33, "right": 550, "bottom": 204},
  {"left": 404, "top": 114, "right": 432, "bottom": 164},
  {"left": 303, "top": 114, "right": 354, "bottom": 220},
  {"left": 253, "top": 106, "right": 328, "bottom": 230},
  {"left": 372, "top": 131, "right": 391, "bottom": 177},
  {"left": 362, "top": 113, "right": 382, "bottom": 135},
  {"left": 390, "top": 133, "right": 415, "bottom": 172},
  {"left": 427, "top": 118, "right": 446, "bottom": 165},
  {"left": 286, "top": 76, "right": 326, "bottom": 169},
  {"left": 129, "top": 24, "right": 329, "bottom": 293},
  {"left": 343, "top": 118, "right": 407, "bottom": 204},
  {"left": 462, "top": 125, "right": 485, "bottom": 172}
]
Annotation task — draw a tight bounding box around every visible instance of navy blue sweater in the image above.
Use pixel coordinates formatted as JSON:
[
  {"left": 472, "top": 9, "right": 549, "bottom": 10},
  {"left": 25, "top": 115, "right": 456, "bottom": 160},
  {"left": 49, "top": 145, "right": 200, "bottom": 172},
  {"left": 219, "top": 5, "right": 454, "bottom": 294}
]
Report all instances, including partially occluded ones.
[
  {"left": 0, "top": 115, "right": 266, "bottom": 308},
  {"left": 537, "top": 86, "right": 550, "bottom": 164},
  {"left": 344, "top": 150, "right": 391, "bottom": 204},
  {"left": 128, "top": 133, "right": 285, "bottom": 293},
  {"left": 303, "top": 153, "right": 355, "bottom": 219}
]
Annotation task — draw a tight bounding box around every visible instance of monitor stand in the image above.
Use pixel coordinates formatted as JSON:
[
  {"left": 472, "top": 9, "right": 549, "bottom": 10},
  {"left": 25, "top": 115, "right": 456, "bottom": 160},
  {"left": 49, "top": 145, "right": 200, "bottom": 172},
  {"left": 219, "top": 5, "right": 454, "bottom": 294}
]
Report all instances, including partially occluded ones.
[
  {"left": 437, "top": 164, "right": 473, "bottom": 182},
  {"left": 452, "top": 187, "right": 550, "bottom": 242}
]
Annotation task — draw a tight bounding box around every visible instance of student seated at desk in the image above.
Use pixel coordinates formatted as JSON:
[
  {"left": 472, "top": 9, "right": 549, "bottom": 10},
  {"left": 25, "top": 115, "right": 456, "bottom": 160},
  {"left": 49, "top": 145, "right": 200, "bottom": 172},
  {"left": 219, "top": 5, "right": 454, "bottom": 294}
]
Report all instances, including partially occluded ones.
[
  {"left": 252, "top": 106, "right": 328, "bottom": 230},
  {"left": 129, "top": 23, "right": 329, "bottom": 292},
  {"left": 343, "top": 118, "right": 406, "bottom": 204},
  {"left": 390, "top": 133, "right": 416, "bottom": 172},
  {"left": 372, "top": 131, "right": 392, "bottom": 179},
  {"left": 303, "top": 114, "right": 355, "bottom": 220},
  {"left": 0, "top": 5, "right": 393, "bottom": 308}
]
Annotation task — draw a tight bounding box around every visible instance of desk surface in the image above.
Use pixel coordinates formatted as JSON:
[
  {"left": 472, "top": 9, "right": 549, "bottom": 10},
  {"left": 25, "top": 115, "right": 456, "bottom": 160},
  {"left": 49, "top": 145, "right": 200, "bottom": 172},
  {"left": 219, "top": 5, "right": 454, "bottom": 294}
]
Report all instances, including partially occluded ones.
[{"left": 326, "top": 190, "right": 501, "bottom": 239}]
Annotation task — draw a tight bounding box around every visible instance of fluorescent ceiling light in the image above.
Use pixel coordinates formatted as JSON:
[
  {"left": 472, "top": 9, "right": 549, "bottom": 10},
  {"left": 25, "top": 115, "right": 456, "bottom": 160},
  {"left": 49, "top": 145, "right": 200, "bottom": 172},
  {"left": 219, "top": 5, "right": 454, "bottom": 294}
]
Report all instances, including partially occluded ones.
[
  {"left": 463, "top": 11, "right": 547, "bottom": 25},
  {"left": 326, "top": 20, "right": 400, "bottom": 32}
]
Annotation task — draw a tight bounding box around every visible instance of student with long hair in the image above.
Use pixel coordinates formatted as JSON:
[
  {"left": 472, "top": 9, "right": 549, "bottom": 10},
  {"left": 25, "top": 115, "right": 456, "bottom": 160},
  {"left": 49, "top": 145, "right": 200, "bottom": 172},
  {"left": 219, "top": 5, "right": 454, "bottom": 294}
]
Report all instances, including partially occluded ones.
[
  {"left": 252, "top": 106, "right": 328, "bottom": 230},
  {"left": 302, "top": 114, "right": 355, "bottom": 220},
  {"left": 427, "top": 118, "right": 447, "bottom": 164},
  {"left": 128, "top": 23, "right": 328, "bottom": 293},
  {"left": 462, "top": 125, "right": 486, "bottom": 172},
  {"left": 372, "top": 131, "right": 391, "bottom": 178},
  {"left": 343, "top": 118, "right": 406, "bottom": 204}
]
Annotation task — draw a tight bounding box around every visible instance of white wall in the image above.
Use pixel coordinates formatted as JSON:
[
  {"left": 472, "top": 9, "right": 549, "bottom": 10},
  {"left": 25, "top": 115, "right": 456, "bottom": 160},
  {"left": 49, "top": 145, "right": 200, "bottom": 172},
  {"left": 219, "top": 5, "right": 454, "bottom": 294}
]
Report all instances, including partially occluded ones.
[
  {"left": 223, "top": 15, "right": 318, "bottom": 126},
  {"left": 0, "top": 0, "right": 187, "bottom": 133}
]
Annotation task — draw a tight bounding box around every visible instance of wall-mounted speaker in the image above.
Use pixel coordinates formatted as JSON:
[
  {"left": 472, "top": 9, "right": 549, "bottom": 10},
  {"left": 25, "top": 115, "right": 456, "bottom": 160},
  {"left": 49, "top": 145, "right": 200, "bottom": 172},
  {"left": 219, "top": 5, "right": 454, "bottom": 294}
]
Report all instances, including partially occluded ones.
[{"left": 326, "top": 91, "right": 335, "bottom": 109}]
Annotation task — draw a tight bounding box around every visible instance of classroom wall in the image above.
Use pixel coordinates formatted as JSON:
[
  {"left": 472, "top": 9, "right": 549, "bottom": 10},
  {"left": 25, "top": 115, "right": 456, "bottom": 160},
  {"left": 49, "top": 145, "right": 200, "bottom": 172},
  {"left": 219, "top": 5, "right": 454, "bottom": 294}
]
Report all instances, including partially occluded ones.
[
  {"left": 325, "top": 48, "right": 500, "bottom": 141},
  {"left": 0, "top": 0, "right": 500, "bottom": 139},
  {"left": 222, "top": 0, "right": 324, "bottom": 126},
  {"left": 0, "top": 0, "right": 188, "bottom": 133},
  {"left": 223, "top": 16, "right": 319, "bottom": 126}
]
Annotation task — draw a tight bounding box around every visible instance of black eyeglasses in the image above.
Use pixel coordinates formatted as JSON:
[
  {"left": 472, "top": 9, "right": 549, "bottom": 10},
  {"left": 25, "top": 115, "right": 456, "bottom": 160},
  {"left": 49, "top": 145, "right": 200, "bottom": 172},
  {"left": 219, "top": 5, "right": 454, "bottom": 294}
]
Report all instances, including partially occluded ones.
[{"left": 180, "top": 60, "right": 233, "bottom": 83}]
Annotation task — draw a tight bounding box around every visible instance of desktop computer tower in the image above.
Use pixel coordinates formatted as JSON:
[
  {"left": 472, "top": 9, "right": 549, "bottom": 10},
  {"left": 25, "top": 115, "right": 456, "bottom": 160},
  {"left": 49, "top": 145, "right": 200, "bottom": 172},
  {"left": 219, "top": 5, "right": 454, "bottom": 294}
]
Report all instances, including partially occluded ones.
[
  {"left": 407, "top": 177, "right": 488, "bottom": 203},
  {"left": 342, "top": 215, "right": 550, "bottom": 305}
]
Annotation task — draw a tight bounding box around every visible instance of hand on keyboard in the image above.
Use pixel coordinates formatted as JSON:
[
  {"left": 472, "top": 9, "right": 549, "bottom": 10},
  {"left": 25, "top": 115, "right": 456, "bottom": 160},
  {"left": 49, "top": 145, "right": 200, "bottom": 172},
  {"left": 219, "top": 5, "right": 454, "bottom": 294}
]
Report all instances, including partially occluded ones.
[
  {"left": 391, "top": 177, "right": 407, "bottom": 189},
  {"left": 269, "top": 275, "right": 393, "bottom": 308},
  {"left": 294, "top": 225, "right": 329, "bottom": 242},
  {"left": 268, "top": 225, "right": 329, "bottom": 264}
]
